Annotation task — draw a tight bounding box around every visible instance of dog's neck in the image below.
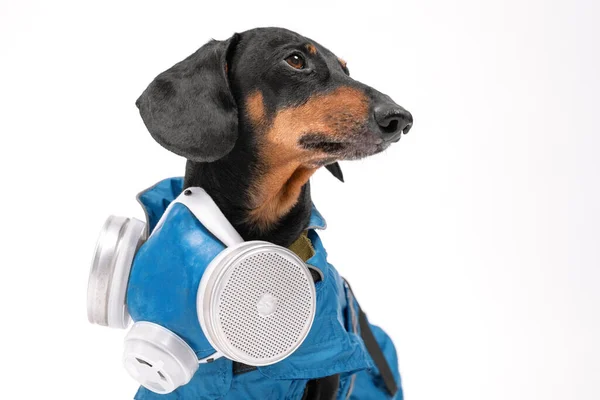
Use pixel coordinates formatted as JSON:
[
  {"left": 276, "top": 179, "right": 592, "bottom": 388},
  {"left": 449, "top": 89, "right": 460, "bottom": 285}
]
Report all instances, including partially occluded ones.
[{"left": 184, "top": 160, "right": 313, "bottom": 248}]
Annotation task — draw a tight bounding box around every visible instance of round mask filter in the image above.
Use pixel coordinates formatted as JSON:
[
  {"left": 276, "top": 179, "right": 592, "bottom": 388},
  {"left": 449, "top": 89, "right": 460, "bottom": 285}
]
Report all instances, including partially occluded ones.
[
  {"left": 123, "top": 322, "right": 199, "bottom": 394},
  {"left": 87, "top": 215, "right": 146, "bottom": 328},
  {"left": 197, "top": 241, "right": 316, "bottom": 366}
]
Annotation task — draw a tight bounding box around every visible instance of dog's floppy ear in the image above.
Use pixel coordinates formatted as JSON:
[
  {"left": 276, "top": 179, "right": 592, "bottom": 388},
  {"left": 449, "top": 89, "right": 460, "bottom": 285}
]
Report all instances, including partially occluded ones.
[
  {"left": 325, "top": 162, "right": 344, "bottom": 182},
  {"left": 136, "top": 34, "right": 240, "bottom": 162}
]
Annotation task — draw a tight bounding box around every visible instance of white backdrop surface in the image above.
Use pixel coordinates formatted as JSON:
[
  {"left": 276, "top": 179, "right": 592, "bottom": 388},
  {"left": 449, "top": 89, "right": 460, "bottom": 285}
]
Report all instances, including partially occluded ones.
[{"left": 1, "top": 0, "right": 599, "bottom": 399}]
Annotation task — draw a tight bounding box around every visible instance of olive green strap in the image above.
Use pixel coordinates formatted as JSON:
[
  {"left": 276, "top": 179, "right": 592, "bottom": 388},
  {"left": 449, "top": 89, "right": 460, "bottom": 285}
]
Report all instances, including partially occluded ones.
[{"left": 288, "top": 231, "right": 315, "bottom": 262}]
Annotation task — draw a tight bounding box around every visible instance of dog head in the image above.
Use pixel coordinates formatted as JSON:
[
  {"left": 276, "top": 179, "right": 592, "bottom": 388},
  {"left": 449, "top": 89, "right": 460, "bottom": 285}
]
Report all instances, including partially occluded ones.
[
  {"left": 137, "top": 27, "right": 413, "bottom": 231},
  {"left": 137, "top": 27, "right": 412, "bottom": 168}
]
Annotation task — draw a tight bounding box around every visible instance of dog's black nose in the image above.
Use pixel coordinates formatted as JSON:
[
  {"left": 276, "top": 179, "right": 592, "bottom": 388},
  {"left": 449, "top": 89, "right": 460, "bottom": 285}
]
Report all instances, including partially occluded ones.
[{"left": 374, "top": 105, "right": 413, "bottom": 141}]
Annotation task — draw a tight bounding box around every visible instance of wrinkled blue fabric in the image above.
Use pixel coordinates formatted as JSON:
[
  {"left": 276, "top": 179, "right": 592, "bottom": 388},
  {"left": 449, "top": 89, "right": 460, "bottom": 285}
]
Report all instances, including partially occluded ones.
[{"left": 128, "top": 177, "right": 402, "bottom": 399}]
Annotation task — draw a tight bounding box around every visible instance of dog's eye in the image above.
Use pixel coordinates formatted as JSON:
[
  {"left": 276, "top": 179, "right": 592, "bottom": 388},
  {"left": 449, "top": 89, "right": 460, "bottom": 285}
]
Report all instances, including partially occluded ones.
[{"left": 285, "top": 54, "right": 305, "bottom": 70}]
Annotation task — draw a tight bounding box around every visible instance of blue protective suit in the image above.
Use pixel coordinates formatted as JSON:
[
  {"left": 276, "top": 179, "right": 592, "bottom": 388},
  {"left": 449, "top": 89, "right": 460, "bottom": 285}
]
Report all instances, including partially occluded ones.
[{"left": 127, "top": 178, "right": 402, "bottom": 399}]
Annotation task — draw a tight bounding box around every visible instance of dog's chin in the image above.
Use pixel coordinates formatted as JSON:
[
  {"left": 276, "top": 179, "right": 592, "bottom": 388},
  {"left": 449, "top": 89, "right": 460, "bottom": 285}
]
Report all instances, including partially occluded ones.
[
  {"left": 306, "top": 141, "right": 390, "bottom": 168},
  {"left": 340, "top": 141, "right": 391, "bottom": 160},
  {"left": 327, "top": 140, "right": 392, "bottom": 162},
  {"left": 300, "top": 131, "right": 395, "bottom": 167}
]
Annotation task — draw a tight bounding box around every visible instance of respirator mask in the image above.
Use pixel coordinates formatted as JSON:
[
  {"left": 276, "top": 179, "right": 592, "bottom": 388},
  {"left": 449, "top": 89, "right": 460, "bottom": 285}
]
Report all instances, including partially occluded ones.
[{"left": 87, "top": 187, "right": 317, "bottom": 394}]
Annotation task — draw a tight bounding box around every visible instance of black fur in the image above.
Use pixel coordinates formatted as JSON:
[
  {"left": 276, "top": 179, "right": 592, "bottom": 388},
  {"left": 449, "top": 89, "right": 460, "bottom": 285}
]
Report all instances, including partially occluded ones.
[{"left": 137, "top": 35, "right": 240, "bottom": 162}]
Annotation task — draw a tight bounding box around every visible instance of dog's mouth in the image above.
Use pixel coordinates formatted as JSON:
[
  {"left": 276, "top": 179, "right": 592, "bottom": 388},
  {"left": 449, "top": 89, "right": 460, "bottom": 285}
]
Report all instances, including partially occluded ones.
[{"left": 298, "top": 132, "right": 391, "bottom": 162}]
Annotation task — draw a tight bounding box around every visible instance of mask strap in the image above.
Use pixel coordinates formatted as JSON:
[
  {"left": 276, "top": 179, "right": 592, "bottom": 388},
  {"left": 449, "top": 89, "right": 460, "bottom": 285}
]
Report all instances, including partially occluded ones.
[
  {"left": 198, "top": 351, "right": 224, "bottom": 364},
  {"left": 150, "top": 187, "right": 244, "bottom": 247}
]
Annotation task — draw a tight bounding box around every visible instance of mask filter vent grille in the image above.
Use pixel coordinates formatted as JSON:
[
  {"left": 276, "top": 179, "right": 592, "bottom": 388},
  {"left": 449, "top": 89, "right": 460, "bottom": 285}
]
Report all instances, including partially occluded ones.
[{"left": 204, "top": 243, "right": 316, "bottom": 366}]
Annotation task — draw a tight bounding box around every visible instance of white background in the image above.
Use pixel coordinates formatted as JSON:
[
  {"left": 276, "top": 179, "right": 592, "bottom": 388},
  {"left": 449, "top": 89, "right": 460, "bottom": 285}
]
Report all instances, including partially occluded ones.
[{"left": 1, "top": 0, "right": 599, "bottom": 399}]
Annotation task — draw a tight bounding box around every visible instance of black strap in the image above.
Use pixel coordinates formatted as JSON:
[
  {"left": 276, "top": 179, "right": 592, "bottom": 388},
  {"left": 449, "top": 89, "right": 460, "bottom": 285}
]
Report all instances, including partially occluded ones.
[
  {"left": 357, "top": 307, "right": 398, "bottom": 397},
  {"left": 233, "top": 361, "right": 256, "bottom": 375},
  {"left": 301, "top": 374, "right": 340, "bottom": 400},
  {"left": 345, "top": 281, "right": 398, "bottom": 398}
]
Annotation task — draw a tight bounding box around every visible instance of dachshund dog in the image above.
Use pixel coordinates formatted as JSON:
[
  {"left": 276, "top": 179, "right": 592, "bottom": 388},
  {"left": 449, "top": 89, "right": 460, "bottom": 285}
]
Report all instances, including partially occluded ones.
[{"left": 136, "top": 27, "right": 412, "bottom": 400}]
